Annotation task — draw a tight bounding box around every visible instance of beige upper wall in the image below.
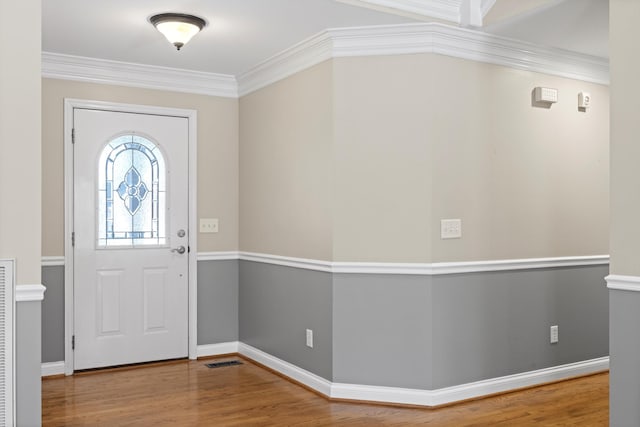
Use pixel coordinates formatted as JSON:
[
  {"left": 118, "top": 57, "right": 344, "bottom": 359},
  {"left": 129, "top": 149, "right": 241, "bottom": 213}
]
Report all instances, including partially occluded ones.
[
  {"left": 42, "top": 78, "right": 239, "bottom": 256},
  {"left": 0, "top": 0, "right": 41, "bottom": 284},
  {"left": 239, "top": 61, "right": 333, "bottom": 260},
  {"left": 332, "top": 53, "right": 609, "bottom": 262},
  {"left": 429, "top": 54, "right": 609, "bottom": 261},
  {"left": 610, "top": 0, "right": 640, "bottom": 275},
  {"left": 44, "top": 47, "right": 609, "bottom": 263},
  {"left": 333, "top": 55, "right": 433, "bottom": 262}
]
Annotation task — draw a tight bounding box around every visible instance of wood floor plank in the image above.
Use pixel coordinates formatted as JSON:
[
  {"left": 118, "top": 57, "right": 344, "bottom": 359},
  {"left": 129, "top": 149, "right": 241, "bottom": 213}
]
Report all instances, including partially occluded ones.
[{"left": 42, "top": 356, "right": 608, "bottom": 426}]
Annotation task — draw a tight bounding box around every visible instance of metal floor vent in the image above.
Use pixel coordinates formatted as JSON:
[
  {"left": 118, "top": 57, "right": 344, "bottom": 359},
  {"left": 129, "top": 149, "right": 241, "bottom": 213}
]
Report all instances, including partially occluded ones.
[{"left": 205, "top": 360, "right": 243, "bottom": 369}]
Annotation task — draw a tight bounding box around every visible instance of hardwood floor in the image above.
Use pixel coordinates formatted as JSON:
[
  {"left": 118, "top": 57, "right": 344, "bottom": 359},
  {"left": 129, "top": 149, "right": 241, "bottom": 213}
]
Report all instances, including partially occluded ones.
[{"left": 42, "top": 356, "right": 609, "bottom": 426}]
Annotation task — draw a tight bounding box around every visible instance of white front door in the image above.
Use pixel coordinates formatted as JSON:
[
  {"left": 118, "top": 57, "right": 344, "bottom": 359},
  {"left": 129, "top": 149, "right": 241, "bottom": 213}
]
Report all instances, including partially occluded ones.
[{"left": 73, "top": 108, "right": 189, "bottom": 370}]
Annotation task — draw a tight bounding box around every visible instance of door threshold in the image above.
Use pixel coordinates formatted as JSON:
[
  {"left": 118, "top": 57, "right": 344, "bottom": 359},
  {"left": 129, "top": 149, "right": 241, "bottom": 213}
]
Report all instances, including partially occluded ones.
[{"left": 73, "top": 357, "right": 189, "bottom": 376}]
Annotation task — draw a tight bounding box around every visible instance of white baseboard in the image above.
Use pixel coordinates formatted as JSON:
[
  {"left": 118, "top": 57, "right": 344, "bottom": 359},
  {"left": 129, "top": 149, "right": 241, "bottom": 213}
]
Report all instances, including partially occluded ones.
[
  {"left": 41, "top": 361, "right": 65, "bottom": 377},
  {"left": 196, "top": 342, "right": 239, "bottom": 358},
  {"left": 46, "top": 344, "right": 608, "bottom": 406},
  {"left": 238, "top": 343, "right": 333, "bottom": 397},
  {"left": 238, "top": 343, "right": 609, "bottom": 407},
  {"left": 333, "top": 356, "right": 609, "bottom": 406}
]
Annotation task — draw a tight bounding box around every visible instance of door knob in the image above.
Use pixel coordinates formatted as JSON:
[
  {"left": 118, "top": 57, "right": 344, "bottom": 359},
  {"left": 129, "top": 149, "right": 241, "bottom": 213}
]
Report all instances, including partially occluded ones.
[{"left": 171, "top": 245, "right": 186, "bottom": 254}]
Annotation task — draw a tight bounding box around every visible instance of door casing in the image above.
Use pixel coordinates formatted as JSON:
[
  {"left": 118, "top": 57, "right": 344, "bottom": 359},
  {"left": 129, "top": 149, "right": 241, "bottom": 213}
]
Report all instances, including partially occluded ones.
[{"left": 63, "top": 98, "right": 198, "bottom": 375}]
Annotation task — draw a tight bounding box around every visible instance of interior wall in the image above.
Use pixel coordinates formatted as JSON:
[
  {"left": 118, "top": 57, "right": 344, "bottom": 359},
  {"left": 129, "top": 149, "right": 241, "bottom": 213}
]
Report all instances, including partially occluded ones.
[
  {"left": 332, "top": 54, "right": 609, "bottom": 263},
  {"left": 239, "top": 61, "right": 334, "bottom": 260},
  {"left": 609, "top": 1, "right": 640, "bottom": 426},
  {"left": 428, "top": 54, "right": 609, "bottom": 262},
  {"left": 41, "top": 78, "right": 239, "bottom": 255},
  {"left": 0, "top": 0, "right": 42, "bottom": 285},
  {"left": 333, "top": 55, "right": 433, "bottom": 263}
]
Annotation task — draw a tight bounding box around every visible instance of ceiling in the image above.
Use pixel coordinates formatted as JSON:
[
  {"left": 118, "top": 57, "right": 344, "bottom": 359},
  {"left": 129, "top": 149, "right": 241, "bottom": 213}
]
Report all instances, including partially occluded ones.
[{"left": 42, "top": 0, "right": 608, "bottom": 77}]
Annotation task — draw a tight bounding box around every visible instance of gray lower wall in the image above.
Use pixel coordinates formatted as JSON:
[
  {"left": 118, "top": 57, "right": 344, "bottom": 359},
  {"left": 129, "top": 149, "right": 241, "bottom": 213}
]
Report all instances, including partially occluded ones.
[
  {"left": 42, "top": 266, "right": 64, "bottom": 363},
  {"left": 332, "top": 274, "right": 433, "bottom": 388},
  {"left": 332, "top": 265, "right": 608, "bottom": 389},
  {"left": 42, "top": 259, "right": 608, "bottom": 395},
  {"left": 197, "top": 259, "right": 239, "bottom": 345},
  {"left": 239, "top": 261, "right": 333, "bottom": 381},
  {"left": 430, "top": 265, "right": 609, "bottom": 388},
  {"left": 17, "top": 300, "right": 42, "bottom": 427},
  {"left": 609, "top": 289, "right": 640, "bottom": 427}
]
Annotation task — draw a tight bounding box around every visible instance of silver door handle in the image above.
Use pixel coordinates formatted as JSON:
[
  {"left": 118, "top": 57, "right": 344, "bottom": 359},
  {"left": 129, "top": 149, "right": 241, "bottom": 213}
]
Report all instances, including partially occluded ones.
[{"left": 171, "top": 246, "right": 186, "bottom": 254}]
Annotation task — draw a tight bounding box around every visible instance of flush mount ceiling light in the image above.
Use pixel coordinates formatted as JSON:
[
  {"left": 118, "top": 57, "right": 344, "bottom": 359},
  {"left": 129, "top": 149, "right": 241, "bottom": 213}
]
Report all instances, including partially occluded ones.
[{"left": 150, "top": 13, "right": 207, "bottom": 51}]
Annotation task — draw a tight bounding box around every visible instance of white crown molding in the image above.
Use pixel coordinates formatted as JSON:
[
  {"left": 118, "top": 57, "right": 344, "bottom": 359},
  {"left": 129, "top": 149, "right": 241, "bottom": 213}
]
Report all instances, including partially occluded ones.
[
  {"left": 481, "top": 0, "right": 496, "bottom": 17},
  {"left": 16, "top": 284, "right": 46, "bottom": 302},
  {"left": 239, "top": 342, "right": 608, "bottom": 406},
  {"left": 237, "top": 31, "right": 334, "bottom": 97},
  {"left": 606, "top": 274, "right": 640, "bottom": 292},
  {"left": 42, "top": 256, "right": 65, "bottom": 267},
  {"left": 196, "top": 342, "right": 240, "bottom": 358},
  {"left": 43, "top": 24, "right": 608, "bottom": 99},
  {"left": 335, "top": 0, "right": 461, "bottom": 23},
  {"left": 238, "top": 22, "right": 609, "bottom": 96},
  {"left": 42, "top": 52, "right": 238, "bottom": 98},
  {"left": 197, "top": 251, "right": 609, "bottom": 275}
]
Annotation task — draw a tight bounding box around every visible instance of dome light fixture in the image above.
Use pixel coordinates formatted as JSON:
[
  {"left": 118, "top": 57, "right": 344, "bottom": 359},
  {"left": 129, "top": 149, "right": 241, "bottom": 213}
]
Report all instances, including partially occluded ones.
[{"left": 150, "top": 13, "right": 207, "bottom": 51}]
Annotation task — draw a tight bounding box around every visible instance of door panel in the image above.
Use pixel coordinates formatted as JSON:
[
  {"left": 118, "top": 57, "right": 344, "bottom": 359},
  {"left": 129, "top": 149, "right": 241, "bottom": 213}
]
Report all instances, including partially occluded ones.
[{"left": 73, "top": 109, "right": 189, "bottom": 370}]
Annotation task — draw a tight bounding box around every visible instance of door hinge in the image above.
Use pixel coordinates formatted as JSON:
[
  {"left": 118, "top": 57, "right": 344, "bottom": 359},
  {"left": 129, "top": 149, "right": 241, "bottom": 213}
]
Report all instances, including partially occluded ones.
[
  {"left": 72, "top": 231, "right": 75, "bottom": 247},
  {"left": 72, "top": 128, "right": 75, "bottom": 144},
  {"left": 72, "top": 335, "right": 75, "bottom": 350}
]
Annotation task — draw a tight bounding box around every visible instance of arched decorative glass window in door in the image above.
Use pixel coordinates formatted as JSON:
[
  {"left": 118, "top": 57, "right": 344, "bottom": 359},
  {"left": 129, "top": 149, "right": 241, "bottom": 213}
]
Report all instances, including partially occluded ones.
[{"left": 97, "top": 134, "right": 166, "bottom": 247}]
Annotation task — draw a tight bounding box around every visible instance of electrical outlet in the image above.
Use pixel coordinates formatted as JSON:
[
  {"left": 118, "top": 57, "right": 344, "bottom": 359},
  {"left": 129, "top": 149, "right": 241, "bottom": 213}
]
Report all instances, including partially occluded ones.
[
  {"left": 550, "top": 325, "right": 559, "bottom": 344},
  {"left": 306, "top": 329, "right": 313, "bottom": 348},
  {"left": 199, "top": 218, "right": 219, "bottom": 233}
]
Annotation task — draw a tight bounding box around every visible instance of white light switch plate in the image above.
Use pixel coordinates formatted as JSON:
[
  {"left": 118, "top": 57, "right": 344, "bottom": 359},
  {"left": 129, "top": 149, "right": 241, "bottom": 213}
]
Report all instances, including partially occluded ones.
[
  {"left": 200, "top": 218, "right": 219, "bottom": 233},
  {"left": 441, "top": 219, "right": 462, "bottom": 239}
]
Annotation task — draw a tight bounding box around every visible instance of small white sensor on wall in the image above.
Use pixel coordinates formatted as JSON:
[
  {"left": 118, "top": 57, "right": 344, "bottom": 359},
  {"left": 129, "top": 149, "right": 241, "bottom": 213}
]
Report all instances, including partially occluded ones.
[
  {"left": 534, "top": 87, "right": 558, "bottom": 104},
  {"left": 578, "top": 92, "right": 591, "bottom": 109}
]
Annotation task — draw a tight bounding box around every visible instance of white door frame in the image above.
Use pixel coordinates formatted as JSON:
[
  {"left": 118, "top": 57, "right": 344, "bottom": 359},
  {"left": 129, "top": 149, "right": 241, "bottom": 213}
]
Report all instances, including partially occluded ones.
[{"left": 63, "top": 98, "right": 198, "bottom": 375}]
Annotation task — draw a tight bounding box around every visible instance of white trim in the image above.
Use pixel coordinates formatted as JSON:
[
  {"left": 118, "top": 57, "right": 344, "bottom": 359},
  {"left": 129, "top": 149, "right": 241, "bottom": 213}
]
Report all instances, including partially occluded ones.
[
  {"left": 0, "top": 259, "right": 15, "bottom": 426},
  {"left": 238, "top": 23, "right": 609, "bottom": 96},
  {"left": 43, "top": 52, "right": 238, "bottom": 98},
  {"left": 481, "top": 0, "right": 497, "bottom": 18},
  {"left": 63, "top": 99, "right": 199, "bottom": 375},
  {"left": 41, "top": 362, "right": 65, "bottom": 377},
  {"left": 335, "top": 0, "right": 462, "bottom": 23},
  {"left": 238, "top": 343, "right": 333, "bottom": 397},
  {"left": 238, "top": 343, "right": 609, "bottom": 406},
  {"left": 235, "top": 252, "right": 608, "bottom": 275},
  {"left": 196, "top": 342, "right": 240, "bottom": 358},
  {"left": 197, "top": 251, "right": 241, "bottom": 262},
  {"left": 43, "top": 24, "right": 608, "bottom": 99},
  {"left": 333, "top": 356, "right": 609, "bottom": 406},
  {"left": 426, "top": 255, "right": 610, "bottom": 275},
  {"left": 237, "top": 31, "right": 334, "bottom": 97},
  {"left": 241, "top": 252, "right": 333, "bottom": 273},
  {"left": 41, "top": 256, "right": 65, "bottom": 267},
  {"left": 15, "top": 284, "right": 46, "bottom": 302},
  {"left": 606, "top": 274, "right": 640, "bottom": 292}
]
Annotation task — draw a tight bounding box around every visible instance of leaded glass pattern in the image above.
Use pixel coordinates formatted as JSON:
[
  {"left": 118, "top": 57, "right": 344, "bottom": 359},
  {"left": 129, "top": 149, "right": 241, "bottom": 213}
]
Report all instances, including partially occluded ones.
[{"left": 98, "top": 135, "right": 166, "bottom": 247}]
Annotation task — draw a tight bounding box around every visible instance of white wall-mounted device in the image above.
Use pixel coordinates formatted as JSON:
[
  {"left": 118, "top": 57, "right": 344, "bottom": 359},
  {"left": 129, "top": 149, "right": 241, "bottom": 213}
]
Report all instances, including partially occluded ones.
[
  {"left": 578, "top": 92, "right": 591, "bottom": 109},
  {"left": 534, "top": 87, "right": 558, "bottom": 104}
]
